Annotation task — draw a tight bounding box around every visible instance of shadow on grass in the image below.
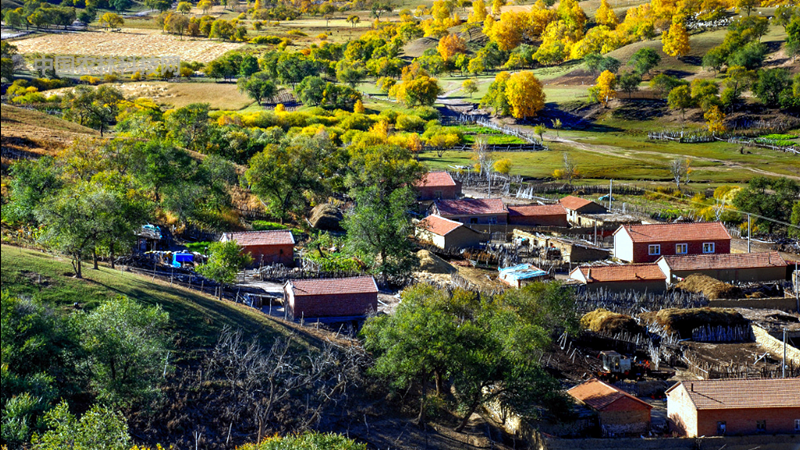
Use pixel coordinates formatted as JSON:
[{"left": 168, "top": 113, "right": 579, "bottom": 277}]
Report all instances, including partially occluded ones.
[
  {"left": 536, "top": 103, "right": 624, "bottom": 133},
  {"left": 611, "top": 100, "right": 668, "bottom": 121}
]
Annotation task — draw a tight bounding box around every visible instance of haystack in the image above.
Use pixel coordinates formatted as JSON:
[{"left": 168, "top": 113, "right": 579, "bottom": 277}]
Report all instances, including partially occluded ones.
[
  {"left": 581, "top": 308, "right": 643, "bottom": 335},
  {"left": 417, "top": 250, "right": 456, "bottom": 274},
  {"left": 642, "top": 307, "right": 749, "bottom": 339},
  {"left": 308, "top": 203, "right": 343, "bottom": 230},
  {"left": 673, "top": 274, "right": 743, "bottom": 299}
]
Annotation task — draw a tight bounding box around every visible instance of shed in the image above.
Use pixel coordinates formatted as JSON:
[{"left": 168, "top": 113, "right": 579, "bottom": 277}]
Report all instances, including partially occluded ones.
[
  {"left": 666, "top": 378, "right": 800, "bottom": 437},
  {"left": 569, "top": 264, "right": 666, "bottom": 293},
  {"left": 559, "top": 196, "right": 607, "bottom": 226},
  {"left": 432, "top": 198, "right": 508, "bottom": 225},
  {"left": 614, "top": 222, "right": 731, "bottom": 263},
  {"left": 498, "top": 263, "right": 551, "bottom": 288},
  {"left": 283, "top": 276, "right": 378, "bottom": 320},
  {"left": 415, "top": 214, "right": 487, "bottom": 250},
  {"left": 656, "top": 251, "right": 787, "bottom": 285},
  {"left": 507, "top": 204, "right": 569, "bottom": 227},
  {"left": 567, "top": 378, "right": 652, "bottom": 436},
  {"left": 415, "top": 171, "right": 462, "bottom": 200},
  {"left": 220, "top": 230, "right": 295, "bottom": 267}
]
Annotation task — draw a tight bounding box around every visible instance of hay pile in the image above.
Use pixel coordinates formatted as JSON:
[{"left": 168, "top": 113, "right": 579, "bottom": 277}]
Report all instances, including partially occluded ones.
[
  {"left": 580, "top": 308, "right": 643, "bottom": 334},
  {"left": 308, "top": 204, "right": 343, "bottom": 230},
  {"left": 417, "top": 250, "right": 456, "bottom": 274},
  {"left": 673, "top": 274, "right": 743, "bottom": 299},
  {"left": 642, "top": 307, "right": 749, "bottom": 339}
]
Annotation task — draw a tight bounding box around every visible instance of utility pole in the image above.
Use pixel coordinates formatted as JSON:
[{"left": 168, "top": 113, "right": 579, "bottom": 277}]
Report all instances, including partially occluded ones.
[
  {"left": 747, "top": 214, "right": 751, "bottom": 253},
  {"left": 609, "top": 179, "right": 613, "bottom": 211},
  {"left": 795, "top": 261, "right": 799, "bottom": 313},
  {"left": 783, "top": 327, "right": 787, "bottom": 379},
  {"left": 594, "top": 222, "right": 597, "bottom": 246}
]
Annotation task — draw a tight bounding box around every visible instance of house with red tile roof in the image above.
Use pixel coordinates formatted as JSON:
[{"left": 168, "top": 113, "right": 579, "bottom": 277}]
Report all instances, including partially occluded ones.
[
  {"left": 508, "top": 204, "right": 569, "bottom": 227},
  {"left": 415, "top": 215, "right": 487, "bottom": 250},
  {"left": 657, "top": 251, "right": 788, "bottom": 285},
  {"left": 569, "top": 264, "right": 666, "bottom": 293},
  {"left": 559, "top": 196, "right": 607, "bottom": 226},
  {"left": 666, "top": 378, "right": 800, "bottom": 437},
  {"left": 432, "top": 198, "right": 508, "bottom": 225},
  {"left": 220, "top": 230, "right": 295, "bottom": 266},
  {"left": 567, "top": 378, "right": 652, "bottom": 436},
  {"left": 614, "top": 222, "right": 731, "bottom": 263},
  {"left": 283, "top": 276, "right": 378, "bottom": 320},
  {"left": 415, "top": 171, "right": 462, "bottom": 200}
]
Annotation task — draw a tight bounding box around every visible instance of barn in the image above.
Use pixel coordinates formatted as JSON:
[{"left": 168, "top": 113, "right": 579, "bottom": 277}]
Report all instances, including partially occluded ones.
[
  {"left": 432, "top": 198, "right": 508, "bottom": 225},
  {"left": 415, "top": 214, "right": 487, "bottom": 250},
  {"left": 220, "top": 230, "right": 295, "bottom": 267},
  {"left": 283, "top": 276, "right": 379, "bottom": 320},
  {"left": 507, "top": 204, "right": 569, "bottom": 227},
  {"left": 567, "top": 378, "right": 652, "bottom": 436}
]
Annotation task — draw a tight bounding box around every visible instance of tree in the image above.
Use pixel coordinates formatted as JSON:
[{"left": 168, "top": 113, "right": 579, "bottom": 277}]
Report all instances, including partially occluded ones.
[
  {"left": 239, "top": 54, "right": 259, "bottom": 77},
  {"left": 237, "top": 72, "right": 277, "bottom": 105},
  {"left": 592, "top": 70, "right": 617, "bottom": 107},
  {"left": 76, "top": 296, "right": 171, "bottom": 406},
  {"left": 390, "top": 63, "right": 442, "bottom": 107},
  {"left": 335, "top": 60, "right": 367, "bottom": 87},
  {"left": 551, "top": 118, "right": 562, "bottom": 137},
  {"left": 437, "top": 33, "right": 466, "bottom": 61},
  {"left": 468, "top": 0, "right": 487, "bottom": 22},
  {"left": 533, "top": 124, "right": 546, "bottom": 142},
  {"left": 754, "top": 68, "right": 790, "bottom": 107},
  {"left": 61, "top": 85, "right": 124, "bottom": 137},
  {"left": 667, "top": 85, "right": 693, "bottom": 119},
  {"left": 650, "top": 73, "right": 686, "bottom": 98},
  {"left": 618, "top": 71, "right": 641, "bottom": 99},
  {"left": 210, "top": 19, "right": 235, "bottom": 40},
  {"left": 702, "top": 47, "right": 726, "bottom": 74},
  {"left": 584, "top": 53, "right": 604, "bottom": 75},
  {"left": 735, "top": 0, "right": 758, "bottom": 16},
  {"left": 99, "top": 12, "right": 124, "bottom": 29},
  {"left": 493, "top": 158, "right": 512, "bottom": 175},
  {"left": 295, "top": 75, "right": 327, "bottom": 106},
  {"left": 4, "top": 156, "right": 63, "bottom": 225},
  {"left": 505, "top": 71, "right": 546, "bottom": 119},
  {"left": 166, "top": 13, "right": 189, "bottom": 37},
  {"left": 197, "top": 241, "right": 253, "bottom": 294},
  {"left": 669, "top": 157, "right": 691, "bottom": 189},
  {"left": 704, "top": 105, "right": 725, "bottom": 134},
  {"left": 462, "top": 78, "right": 478, "bottom": 98},
  {"left": 31, "top": 401, "right": 130, "bottom": 450},
  {"left": 239, "top": 432, "right": 367, "bottom": 450},
  {"left": 553, "top": 153, "right": 578, "bottom": 184},
  {"left": 165, "top": 103, "right": 213, "bottom": 152},
  {"left": 790, "top": 201, "right": 800, "bottom": 238},
  {"left": 3, "top": 9, "right": 26, "bottom": 29},
  {"left": 629, "top": 47, "right": 660, "bottom": 76},
  {"left": 480, "top": 71, "right": 511, "bottom": 116},
  {"left": 662, "top": 18, "right": 690, "bottom": 58},
  {"left": 177, "top": 1, "right": 192, "bottom": 13},
  {"left": 199, "top": 0, "right": 213, "bottom": 14},
  {"left": 145, "top": 0, "right": 171, "bottom": 12},
  {"left": 733, "top": 176, "right": 800, "bottom": 233},
  {"left": 353, "top": 99, "right": 365, "bottom": 113},
  {"left": 727, "top": 41, "right": 766, "bottom": 70},
  {"left": 594, "top": 0, "right": 617, "bottom": 27}
]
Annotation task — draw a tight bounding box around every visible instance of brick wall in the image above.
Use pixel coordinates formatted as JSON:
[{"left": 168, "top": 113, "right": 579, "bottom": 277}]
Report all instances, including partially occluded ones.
[
  {"left": 287, "top": 292, "right": 377, "bottom": 319},
  {"left": 417, "top": 185, "right": 461, "bottom": 200},
  {"left": 632, "top": 239, "right": 731, "bottom": 263},
  {"left": 696, "top": 407, "right": 800, "bottom": 436},
  {"left": 243, "top": 244, "right": 294, "bottom": 266}
]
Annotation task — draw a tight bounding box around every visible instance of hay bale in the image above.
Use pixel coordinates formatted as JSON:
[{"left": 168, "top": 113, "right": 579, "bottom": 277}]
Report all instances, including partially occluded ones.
[
  {"left": 673, "top": 274, "right": 743, "bottom": 299},
  {"left": 580, "top": 308, "right": 643, "bottom": 335},
  {"left": 308, "top": 203, "right": 343, "bottom": 230},
  {"left": 417, "top": 250, "right": 456, "bottom": 274},
  {"left": 645, "top": 307, "right": 749, "bottom": 339}
]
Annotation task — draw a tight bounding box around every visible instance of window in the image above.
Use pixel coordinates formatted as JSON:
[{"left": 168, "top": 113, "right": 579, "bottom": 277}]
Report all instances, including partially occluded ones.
[
  {"left": 488, "top": 217, "right": 498, "bottom": 224},
  {"left": 717, "top": 421, "right": 726, "bottom": 435},
  {"left": 795, "top": 419, "right": 800, "bottom": 431},
  {"left": 434, "top": 190, "right": 443, "bottom": 199},
  {"left": 676, "top": 243, "right": 688, "bottom": 254},
  {"left": 756, "top": 420, "right": 766, "bottom": 433},
  {"left": 703, "top": 242, "right": 715, "bottom": 253},
  {"left": 648, "top": 244, "right": 661, "bottom": 255},
  {"left": 470, "top": 218, "right": 478, "bottom": 224}
]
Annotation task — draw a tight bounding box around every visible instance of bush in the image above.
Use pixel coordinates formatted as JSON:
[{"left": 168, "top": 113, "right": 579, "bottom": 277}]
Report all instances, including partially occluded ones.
[
  {"left": 414, "top": 106, "right": 440, "bottom": 121},
  {"left": 184, "top": 241, "right": 213, "bottom": 253},
  {"left": 395, "top": 114, "right": 426, "bottom": 132},
  {"left": 287, "top": 29, "right": 307, "bottom": 36},
  {"left": 251, "top": 35, "right": 282, "bottom": 45}
]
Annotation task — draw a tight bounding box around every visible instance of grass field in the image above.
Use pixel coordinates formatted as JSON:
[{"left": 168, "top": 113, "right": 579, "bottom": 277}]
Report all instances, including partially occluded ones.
[
  {"left": 0, "top": 244, "right": 317, "bottom": 349},
  {"left": 114, "top": 81, "right": 254, "bottom": 110}
]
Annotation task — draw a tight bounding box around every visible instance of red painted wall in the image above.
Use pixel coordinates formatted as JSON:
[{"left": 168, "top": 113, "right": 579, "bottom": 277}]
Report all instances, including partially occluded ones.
[
  {"left": 695, "top": 408, "right": 800, "bottom": 436},
  {"left": 242, "top": 244, "right": 294, "bottom": 266},
  {"left": 288, "top": 292, "right": 378, "bottom": 319},
  {"left": 631, "top": 239, "right": 731, "bottom": 263}
]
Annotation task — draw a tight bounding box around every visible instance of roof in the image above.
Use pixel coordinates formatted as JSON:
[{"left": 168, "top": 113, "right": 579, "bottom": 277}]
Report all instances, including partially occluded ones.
[
  {"left": 615, "top": 222, "right": 731, "bottom": 243},
  {"left": 417, "top": 215, "right": 464, "bottom": 236},
  {"left": 559, "top": 196, "right": 599, "bottom": 211},
  {"left": 571, "top": 264, "right": 666, "bottom": 283},
  {"left": 435, "top": 198, "right": 507, "bottom": 216},
  {"left": 666, "top": 379, "right": 800, "bottom": 410},
  {"left": 287, "top": 276, "right": 379, "bottom": 296},
  {"left": 499, "top": 263, "right": 548, "bottom": 281},
  {"left": 416, "top": 171, "right": 457, "bottom": 188},
  {"left": 508, "top": 204, "right": 567, "bottom": 217},
  {"left": 658, "top": 251, "right": 787, "bottom": 271},
  {"left": 221, "top": 230, "right": 295, "bottom": 246},
  {"left": 568, "top": 379, "right": 652, "bottom": 411}
]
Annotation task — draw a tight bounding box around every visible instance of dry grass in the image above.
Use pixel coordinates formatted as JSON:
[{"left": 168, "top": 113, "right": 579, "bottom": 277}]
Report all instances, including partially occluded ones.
[
  {"left": 673, "top": 274, "right": 744, "bottom": 300},
  {"left": 642, "top": 307, "right": 749, "bottom": 338},
  {"left": 116, "top": 81, "right": 253, "bottom": 110},
  {"left": 12, "top": 28, "right": 244, "bottom": 63},
  {"left": 580, "top": 308, "right": 643, "bottom": 334},
  {"left": 417, "top": 250, "right": 456, "bottom": 274}
]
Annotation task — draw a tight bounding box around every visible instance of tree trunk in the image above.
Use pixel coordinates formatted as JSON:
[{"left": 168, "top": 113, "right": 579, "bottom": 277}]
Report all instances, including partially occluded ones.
[
  {"left": 415, "top": 373, "right": 427, "bottom": 427},
  {"left": 110, "top": 242, "right": 115, "bottom": 269},
  {"left": 454, "top": 399, "right": 481, "bottom": 432},
  {"left": 93, "top": 249, "right": 99, "bottom": 270},
  {"left": 434, "top": 371, "right": 443, "bottom": 395}
]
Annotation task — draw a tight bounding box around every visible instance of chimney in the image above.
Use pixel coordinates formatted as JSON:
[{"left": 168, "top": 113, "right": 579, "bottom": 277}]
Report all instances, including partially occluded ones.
[
  {"left": 587, "top": 268, "right": 592, "bottom": 281},
  {"left": 690, "top": 383, "right": 694, "bottom": 392}
]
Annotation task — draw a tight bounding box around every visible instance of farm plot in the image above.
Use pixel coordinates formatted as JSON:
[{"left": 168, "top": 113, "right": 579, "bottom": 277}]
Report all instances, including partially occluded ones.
[{"left": 12, "top": 28, "right": 244, "bottom": 63}]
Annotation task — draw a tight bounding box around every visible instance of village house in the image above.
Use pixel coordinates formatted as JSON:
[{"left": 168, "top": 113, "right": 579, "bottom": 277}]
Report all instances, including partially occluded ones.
[
  {"left": 613, "top": 222, "right": 731, "bottom": 263},
  {"left": 220, "top": 230, "right": 295, "bottom": 266},
  {"left": 559, "top": 196, "right": 607, "bottom": 226},
  {"left": 414, "top": 214, "right": 487, "bottom": 250},
  {"left": 507, "top": 204, "right": 569, "bottom": 227},
  {"left": 512, "top": 230, "right": 611, "bottom": 264},
  {"left": 567, "top": 378, "right": 653, "bottom": 436},
  {"left": 569, "top": 264, "right": 666, "bottom": 293},
  {"left": 657, "top": 251, "right": 788, "bottom": 285},
  {"left": 283, "top": 276, "right": 378, "bottom": 320},
  {"left": 415, "top": 171, "right": 462, "bottom": 200},
  {"left": 498, "top": 263, "right": 551, "bottom": 288},
  {"left": 432, "top": 198, "right": 508, "bottom": 225},
  {"left": 666, "top": 378, "right": 800, "bottom": 437}
]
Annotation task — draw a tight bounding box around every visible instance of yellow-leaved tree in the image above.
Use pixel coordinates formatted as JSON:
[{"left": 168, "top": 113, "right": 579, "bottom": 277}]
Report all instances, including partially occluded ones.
[
  {"left": 662, "top": 17, "right": 690, "bottom": 58},
  {"left": 504, "top": 71, "right": 546, "bottom": 119},
  {"left": 528, "top": 0, "right": 557, "bottom": 37},
  {"left": 594, "top": 0, "right": 618, "bottom": 28},
  {"left": 492, "top": 0, "right": 505, "bottom": 15},
  {"left": 593, "top": 70, "right": 617, "bottom": 107},
  {"left": 485, "top": 11, "right": 528, "bottom": 51},
  {"left": 468, "top": 0, "right": 488, "bottom": 23},
  {"left": 437, "top": 33, "right": 467, "bottom": 61},
  {"left": 353, "top": 99, "right": 365, "bottom": 113},
  {"left": 704, "top": 105, "right": 726, "bottom": 134},
  {"left": 493, "top": 158, "right": 512, "bottom": 175}
]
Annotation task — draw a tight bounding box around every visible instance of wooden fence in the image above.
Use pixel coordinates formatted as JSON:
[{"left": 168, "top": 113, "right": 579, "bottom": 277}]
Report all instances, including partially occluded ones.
[{"left": 648, "top": 131, "right": 799, "bottom": 155}]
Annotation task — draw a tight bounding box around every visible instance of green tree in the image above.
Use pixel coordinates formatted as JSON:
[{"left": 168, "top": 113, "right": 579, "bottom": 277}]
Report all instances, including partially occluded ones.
[
  {"left": 61, "top": 85, "right": 124, "bottom": 137},
  {"left": 3, "top": 9, "right": 26, "bottom": 29},
  {"left": 197, "top": 241, "right": 253, "bottom": 294},
  {"left": 629, "top": 47, "right": 660, "bottom": 75},
  {"left": 667, "top": 85, "right": 693, "bottom": 119},
  {"left": 165, "top": 102, "right": 212, "bottom": 152},
  {"left": 618, "top": 71, "right": 642, "bottom": 98},
  {"left": 145, "top": 0, "right": 171, "bottom": 12},
  {"left": 237, "top": 72, "right": 277, "bottom": 105},
  {"left": 733, "top": 177, "right": 800, "bottom": 233},
  {"left": 702, "top": 47, "right": 726, "bottom": 74},
  {"left": 727, "top": 41, "right": 766, "bottom": 70},
  {"left": 238, "top": 432, "right": 367, "bottom": 450},
  {"left": 649, "top": 73, "right": 686, "bottom": 98},
  {"left": 31, "top": 401, "right": 130, "bottom": 450},
  {"left": 336, "top": 60, "right": 367, "bottom": 87},
  {"left": 239, "top": 54, "right": 259, "bottom": 77},
  {"left": 3, "top": 156, "right": 63, "bottom": 225},
  {"left": 177, "top": 1, "right": 192, "bottom": 13},
  {"left": 210, "top": 18, "right": 234, "bottom": 41},
  {"left": 754, "top": 68, "right": 791, "bottom": 107},
  {"left": 790, "top": 201, "right": 800, "bottom": 238}
]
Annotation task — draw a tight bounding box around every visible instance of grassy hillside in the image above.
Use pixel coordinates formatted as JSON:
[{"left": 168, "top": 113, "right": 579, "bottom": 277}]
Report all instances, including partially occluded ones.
[{"left": 0, "top": 244, "right": 316, "bottom": 350}]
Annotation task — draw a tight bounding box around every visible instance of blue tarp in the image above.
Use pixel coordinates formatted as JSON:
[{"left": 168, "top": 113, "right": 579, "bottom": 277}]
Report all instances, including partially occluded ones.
[
  {"left": 499, "top": 264, "right": 548, "bottom": 282},
  {"left": 172, "top": 252, "right": 193, "bottom": 267}
]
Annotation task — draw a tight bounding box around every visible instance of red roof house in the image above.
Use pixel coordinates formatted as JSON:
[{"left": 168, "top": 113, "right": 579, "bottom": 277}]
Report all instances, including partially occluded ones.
[
  {"left": 667, "top": 379, "right": 800, "bottom": 437},
  {"left": 568, "top": 378, "right": 653, "bottom": 436},
  {"left": 220, "top": 230, "right": 295, "bottom": 266},
  {"left": 283, "top": 276, "right": 378, "bottom": 320},
  {"left": 415, "top": 214, "right": 487, "bottom": 250},
  {"left": 432, "top": 198, "right": 508, "bottom": 225},
  {"left": 508, "top": 204, "right": 569, "bottom": 227},
  {"left": 559, "top": 196, "right": 607, "bottom": 226},
  {"left": 415, "top": 171, "right": 462, "bottom": 200},
  {"left": 569, "top": 264, "right": 666, "bottom": 292},
  {"left": 657, "top": 251, "right": 787, "bottom": 284},
  {"left": 613, "top": 222, "right": 731, "bottom": 263}
]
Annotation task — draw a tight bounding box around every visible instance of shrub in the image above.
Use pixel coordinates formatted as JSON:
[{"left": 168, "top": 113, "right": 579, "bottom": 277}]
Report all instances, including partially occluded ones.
[
  {"left": 395, "top": 114, "right": 426, "bottom": 132},
  {"left": 287, "top": 29, "right": 307, "bottom": 36},
  {"left": 414, "top": 106, "right": 440, "bottom": 121},
  {"left": 251, "top": 35, "right": 282, "bottom": 45}
]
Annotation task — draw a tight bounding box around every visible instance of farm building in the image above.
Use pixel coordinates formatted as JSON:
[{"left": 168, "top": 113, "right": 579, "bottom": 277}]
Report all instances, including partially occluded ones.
[
  {"left": 573, "top": 212, "right": 641, "bottom": 235},
  {"left": 432, "top": 198, "right": 508, "bottom": 225},
  {"left": 567, "top": 378, "right": 652, "bottom": 436},
  {"left": 666, "top": 378, "right": 800, "bottom": 437},
  {"left": 498, "top": 264, "right": 551, "bottom": 288},
  {"left": 569, "top": 264, "right": 666, "bottom": 293},
  {"left": 283, "top": 276, "right": 379, "bottom": 320},
  {"left": 507, "top": 204, "right": 569, "bottom": 227},
  {"left": 513, "top": 230, "right": 611, "bottom": 264},
  {"left": 415, "top": 214, "right": 487, "bottom": 250},
  {"left": 415, "top": 171, "right": 462, "bottom": 200},
  {"left": 613, "top": 222, "right": 731, "bottom": 263},
  {"left": 559, "top": 196, "right": 607, "bottom": 226},
  {"left": 220, "top": 230, "right": 295, "bottom": 266},
  {"left": 657, "top": 251, "right": 788, "bottom": 285}
]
